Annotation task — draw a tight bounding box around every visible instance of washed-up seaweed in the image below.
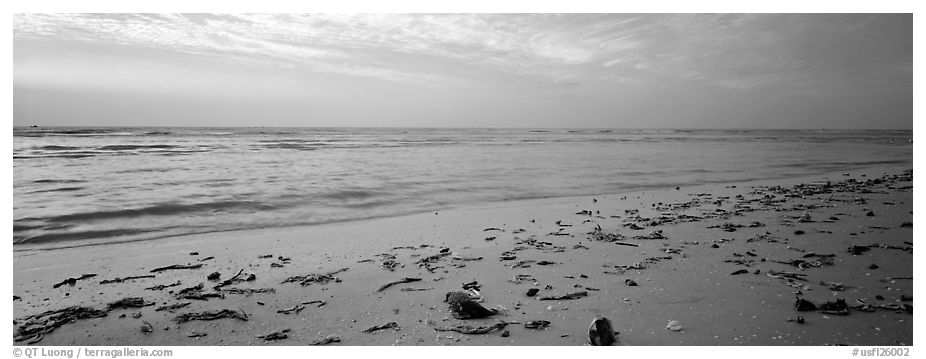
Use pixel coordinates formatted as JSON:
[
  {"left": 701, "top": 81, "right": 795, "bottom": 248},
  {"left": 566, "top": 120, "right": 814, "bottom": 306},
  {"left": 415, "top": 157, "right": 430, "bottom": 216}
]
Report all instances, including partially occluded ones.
[
  {"left": 52, "top": 274, "right": 97, "bottom": 288},
  {"left": 174, "top": 309, "right": 248, "bottom": 323},
  {"left": 539, "top": 291, "right": 588, "bottom": 301},
  {"left": 588, "top": 226, "right": 626, "bottom": 242},
  {"left": 747, "top": 233, "right": 782, "bottom": 243},
  {"left": 145, "top": 280, "right": 182, "bottom": 291},
  {"left": 187, "top": 330, "right": 208, "bottom": 338},
  {"left": 433, "top": 322, "right": 508, "bottom": 334},
  {"left": 150, "top": 264, "right": 203, "bottom": 273},
  {"left": 282, "top": 268, "right": 348, "bottom": 286},
  {"left": 376, "top": 277, "right": 422, "bottom": 292},
  {"left": 257, "top": 329, "right": 290, "bottom": 341},
  {"left": 452, "top": 255, "right": 483, "bottom": 261},
  {"left": 221, "top": 287, "right": 276, "bottom": 296},
  {"left": 767, "top": 271, "right": 808, "bottom": 281},
  {"left": 100, "top": 275, "right": 155, "bottom": 285},
  {"left": 175, "top": 283, "right": 224, "bottom": 301},
  {"left": 416, "top": 251, "right": 451, "bottom": 272},
  {"left": 632, "top": 230, "right": 667, "bottom": 240},
  {"left": 155, "top": 302, "right": 191, "bottom": 312},
  {"left": 362, "top": 322, "right": 399, "bottom": 333},
  {"left": 106, "top": 297, "right": 155, "bottom": 311},
  {"left": 445, "top": 291, "right": 497, "bottom": 319},
  {"left": 14, "top": 306, "right": 108, "bottom": 344},
  {"left": 214, "top": 269, "right": 257, "bottom": 289}
]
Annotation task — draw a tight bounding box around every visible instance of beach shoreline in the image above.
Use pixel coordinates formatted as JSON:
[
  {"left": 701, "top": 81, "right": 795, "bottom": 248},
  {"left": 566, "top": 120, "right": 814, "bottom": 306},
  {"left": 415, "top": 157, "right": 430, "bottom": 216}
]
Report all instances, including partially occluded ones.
[{"left": 13, "top": 164, "right": 913, "bottom": 346}]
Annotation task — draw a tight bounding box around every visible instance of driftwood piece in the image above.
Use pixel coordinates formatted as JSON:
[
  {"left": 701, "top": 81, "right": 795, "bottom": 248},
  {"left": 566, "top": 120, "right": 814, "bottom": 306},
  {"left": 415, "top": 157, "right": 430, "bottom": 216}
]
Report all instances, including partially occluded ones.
[
  {"left": 302, "top": 300, "right": 327, "bottom": 307},
  {"left": 145, "top": 280, "right": 182, "bottom": 291},
  {"left": 277, "top": 305, "right": 305, "bottom": 315},
  {"left": 524, "top": 320, "right": 551, "bottom": 329},
  {"left": 362, "top": 322, "right": 399, "bottom": 333},
  {"left": 612, "top": 242, "right": 640, "bottom": 247},
  {"left": 100, "top": 275, "right": 156, "bottom": 285},
  {"left": 174, "top": 309, "right": 248, "bottom": 323},
  {"left": 52, "top": 274, "right": 97, "bottom": 288},
  {"left": 376, "top": 277, "right": 422, "bottom": 292},
  {"left": 150, "top": 264, "right": 203, "bottom": 273},
  {"left": 539, "top": 291, "right": 588, "bottom": 301}
]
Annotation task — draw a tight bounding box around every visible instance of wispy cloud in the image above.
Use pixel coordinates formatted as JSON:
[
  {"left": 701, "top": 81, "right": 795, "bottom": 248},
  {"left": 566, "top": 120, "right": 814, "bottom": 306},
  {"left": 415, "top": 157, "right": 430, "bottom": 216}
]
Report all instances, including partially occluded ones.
[{"left": 14, "top": 13, "right": 913, "bottom": 94}]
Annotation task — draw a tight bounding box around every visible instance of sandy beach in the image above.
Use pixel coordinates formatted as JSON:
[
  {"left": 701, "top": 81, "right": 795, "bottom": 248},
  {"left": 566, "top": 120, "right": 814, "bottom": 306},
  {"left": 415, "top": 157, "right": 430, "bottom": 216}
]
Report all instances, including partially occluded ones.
[{"left": 13, "top": 165, "right": 913, "bottom": 346}]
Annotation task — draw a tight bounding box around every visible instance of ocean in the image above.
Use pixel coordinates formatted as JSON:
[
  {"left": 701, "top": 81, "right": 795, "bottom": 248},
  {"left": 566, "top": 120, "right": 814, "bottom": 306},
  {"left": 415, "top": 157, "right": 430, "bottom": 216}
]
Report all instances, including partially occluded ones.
[{"left": 13, "top": 127, "right": 913, "bottom": 249}]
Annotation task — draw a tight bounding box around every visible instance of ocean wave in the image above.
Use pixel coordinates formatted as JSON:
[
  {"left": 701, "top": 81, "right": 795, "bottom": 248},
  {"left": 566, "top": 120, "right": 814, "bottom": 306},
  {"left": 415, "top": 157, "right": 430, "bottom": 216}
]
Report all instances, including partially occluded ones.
[
  {"left": 98, "top": 144, "right": 178, "bottom": 151},
  {"left": 15, "top": 228, "right": 157, "bottom": 244},
  {"left": 18, "top": 200, "right": 277, "bottom": 224}
]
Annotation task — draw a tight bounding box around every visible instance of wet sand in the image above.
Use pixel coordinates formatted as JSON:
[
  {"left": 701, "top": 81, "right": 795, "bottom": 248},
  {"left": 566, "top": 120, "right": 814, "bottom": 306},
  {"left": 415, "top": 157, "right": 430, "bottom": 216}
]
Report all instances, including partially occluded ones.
[{"left": 13, "top": 165, "right": 913, "bottom": 346}]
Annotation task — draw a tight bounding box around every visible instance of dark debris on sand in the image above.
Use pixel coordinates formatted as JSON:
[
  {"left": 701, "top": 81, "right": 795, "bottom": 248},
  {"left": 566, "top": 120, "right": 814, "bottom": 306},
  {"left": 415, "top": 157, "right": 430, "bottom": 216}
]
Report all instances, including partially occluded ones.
[
  {"left": 14, "top": 306, "right": 108, "bottom": 344},
  {"left": 174, "top": 309, "right": 248, "bottom": 323},
  {"left": 282, "top": 268, "right": 348, "bottom": 286}
]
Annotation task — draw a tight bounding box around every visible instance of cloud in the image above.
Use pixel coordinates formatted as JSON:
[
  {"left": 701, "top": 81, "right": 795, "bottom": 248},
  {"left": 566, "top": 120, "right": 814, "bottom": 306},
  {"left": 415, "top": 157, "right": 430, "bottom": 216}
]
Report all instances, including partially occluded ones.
[{"left": 14, "top": 13, "right": 913, "bottom": 96}]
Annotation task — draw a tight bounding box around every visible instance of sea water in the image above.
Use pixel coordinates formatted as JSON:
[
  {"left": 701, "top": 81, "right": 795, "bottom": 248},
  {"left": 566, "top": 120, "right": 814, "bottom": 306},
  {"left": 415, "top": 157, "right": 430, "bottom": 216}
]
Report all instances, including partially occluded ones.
[{"left": 13, "top": 127, "right": 913, "bottom": 249}]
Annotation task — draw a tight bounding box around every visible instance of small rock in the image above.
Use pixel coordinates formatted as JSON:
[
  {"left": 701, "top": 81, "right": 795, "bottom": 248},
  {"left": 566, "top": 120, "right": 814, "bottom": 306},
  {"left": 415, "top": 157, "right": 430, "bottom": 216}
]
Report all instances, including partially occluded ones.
[
  {"left": 500, "top": 330, "right": 509, "bottom": 337},
  {"left": 900, "top": 294, "right": 912, "bottom": 302},
  {"left": 588, "top": 317, "right": 617, "bottom": 346},
  {"left": 207, "top": 272, "right": 220, "bottom": 281},
  {"left": 526, "top": 288, "right": 540, "bottom": 297},
  {"left": 624, "top": 279, "right": 638, "bottom": 287},
  {"left": 866, "top": 211, "right": 875, "bottom": 217},
  {"left": 869, "top": 263, "right": 879, "bottom": 270}
]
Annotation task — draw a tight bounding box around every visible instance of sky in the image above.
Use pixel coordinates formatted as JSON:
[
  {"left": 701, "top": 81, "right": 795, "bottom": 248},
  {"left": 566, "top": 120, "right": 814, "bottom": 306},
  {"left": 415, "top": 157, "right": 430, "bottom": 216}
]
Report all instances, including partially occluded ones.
[{"left": 12, "top": 13, "right": 913, "bottom": 129}]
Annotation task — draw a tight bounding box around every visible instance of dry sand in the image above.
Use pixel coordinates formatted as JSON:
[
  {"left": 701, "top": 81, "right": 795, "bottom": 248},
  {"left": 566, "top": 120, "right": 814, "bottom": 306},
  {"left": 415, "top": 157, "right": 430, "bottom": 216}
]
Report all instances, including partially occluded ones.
[{"left": 13, "top": 165, "right": 913, "bottom": 346}]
